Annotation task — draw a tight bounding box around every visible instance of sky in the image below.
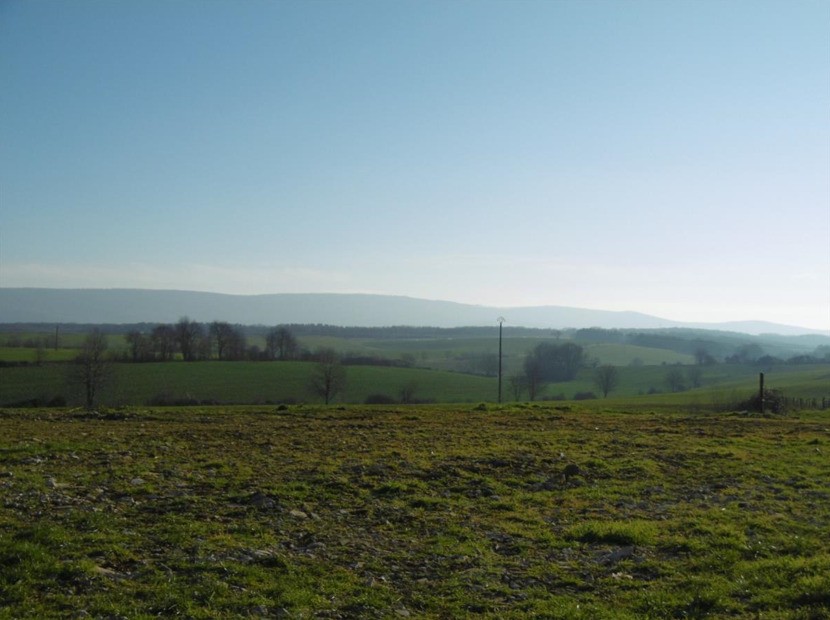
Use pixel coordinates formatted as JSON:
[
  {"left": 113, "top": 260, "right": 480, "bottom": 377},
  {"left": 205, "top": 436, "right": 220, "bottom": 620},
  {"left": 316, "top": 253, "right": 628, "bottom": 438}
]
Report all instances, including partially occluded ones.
[{"left": 1, "top": 0, "right": 829, "bottom": 331}]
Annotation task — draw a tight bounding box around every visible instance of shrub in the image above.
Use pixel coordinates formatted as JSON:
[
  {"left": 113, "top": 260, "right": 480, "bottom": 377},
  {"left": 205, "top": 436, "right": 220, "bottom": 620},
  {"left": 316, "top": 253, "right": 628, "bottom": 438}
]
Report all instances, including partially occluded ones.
[
  {"left": 573, "top": 391, "right": 597, "bottom": 401},
  {"left": 47, "top": 395, "right": 66, "bottom": 407},
  {"left": 365, "top": 393, "right": 396, "bottom": 405},
  {"left": 739, "top": 389, "right": 787, "bottom": 414}
]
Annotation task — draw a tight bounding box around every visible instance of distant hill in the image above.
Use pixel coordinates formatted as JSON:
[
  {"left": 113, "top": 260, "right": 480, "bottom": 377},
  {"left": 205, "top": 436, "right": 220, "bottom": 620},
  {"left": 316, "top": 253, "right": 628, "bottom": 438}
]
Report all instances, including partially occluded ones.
[{"left": 0, "top": 288, "right": 826, "bottom": 336}]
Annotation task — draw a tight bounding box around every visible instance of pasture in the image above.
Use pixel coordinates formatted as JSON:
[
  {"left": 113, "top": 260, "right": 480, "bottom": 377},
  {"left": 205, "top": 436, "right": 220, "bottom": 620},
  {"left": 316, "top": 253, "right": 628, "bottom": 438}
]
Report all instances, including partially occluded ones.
[
  {"left": 1, "top": 359, "right": 828, "bottom": 410},
  {"left": 0, "top": 329, "right": 704, "bottom": 374},
  {"left": 0, "top": 405, "right": 828, "bottom": 618}
]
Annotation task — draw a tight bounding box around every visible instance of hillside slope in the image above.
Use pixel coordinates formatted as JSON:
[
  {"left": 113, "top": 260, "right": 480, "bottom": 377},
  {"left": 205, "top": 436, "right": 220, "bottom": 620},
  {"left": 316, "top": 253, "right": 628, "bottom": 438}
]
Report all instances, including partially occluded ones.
[{"left": 0, "top": 288, "right": 825, "bottom": 335}]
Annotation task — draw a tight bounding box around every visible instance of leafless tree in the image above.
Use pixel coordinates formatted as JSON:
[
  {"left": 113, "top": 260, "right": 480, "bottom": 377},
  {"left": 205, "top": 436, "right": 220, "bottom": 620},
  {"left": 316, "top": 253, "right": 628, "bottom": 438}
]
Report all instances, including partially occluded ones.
[
  {"left": 665, "top": 367, "right": 686, "bottom": 393},
  {"left": 70, "top": 329, "right": 110, "bottom": 410},
  {"left": 266, "top": 326, "right": 298, "bottom": 360},
  {"left": 176, "top": 317, "right": 204, "bottom": 361},
  {"left": 508, "top": 373, "right": 525, "bottom": 401},
  {"left": 209, "top": 322, "right": 246, "bottom": 360},
  {"left": 125, "top": 330, "right": 153, "bottom": 362},
  {"left": 151, "top": 324, "right": 177, "bottom": 361},
  {"left": 523, "top": 355, "right": 546, "bottom": 401},
  {"left": 308, "top": 348, "right": 346, "bottom": 404},
  {"left": 34, "top": 342, "right": 47, "bottom": 366},
  {"left": 398, "top": 380, "right": 419, "bottom": 404},
  {"left": 593, "top": 364, "right": 619, "bottom": 398}
]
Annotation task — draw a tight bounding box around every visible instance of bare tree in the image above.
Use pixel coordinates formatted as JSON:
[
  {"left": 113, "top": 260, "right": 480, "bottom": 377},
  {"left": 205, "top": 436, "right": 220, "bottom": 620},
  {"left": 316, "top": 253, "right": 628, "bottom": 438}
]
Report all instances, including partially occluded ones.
[
  {"left": 125, "top": 330, "right": 142, "bottom": 362},
  {"left": 665, "top": 367, "right": 686, "bottom": 393},
  {"left": 209, "top": 321, "right": 231, "bottom": 360},
  {"left": 308, "top": 348, "right": 346, "bottom": 404},
  {"left": 209, "top": 322, "right": 246, "bottom": 360},
  {"left": 508, "top": 372, "right": 525, "bottom": 401},
  {"left": 523, "top": 355, "right": 546, "bottom": 401},
  {"left": 151, "top": 324, "right": 177, "bottom": 361},
  {"left": 176, "top": 317, "right": 204, "bottom": 361},
  {"left": 125, "top": 330, "right": 153, "bottom": 362},
  {"left": 398, "top": 380, "right": 419, "bottom": 404},
  {"left": 226, "top": 328, "right": 247, "bottom": 360},
  {"left": 71, "top": 329, "right": 110, "bottom": 410},
  {"left": 34, "top": 342, "right": 47, "bottom": 366},
  {"left": 266, "top": 326, "right": 298, "bottom": 360},
  {"left": 593, "top": 364, "right": 619, "bottom": 398}
]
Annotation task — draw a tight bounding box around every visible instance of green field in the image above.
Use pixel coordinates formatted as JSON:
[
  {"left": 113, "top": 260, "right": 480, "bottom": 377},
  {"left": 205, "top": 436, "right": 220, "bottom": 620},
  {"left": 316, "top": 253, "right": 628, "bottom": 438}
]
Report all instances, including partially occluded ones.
[
  {"left": 0, "top": 347, "right": 78, "bottom": 363},
  {"left": 2, "top": 324, "right": 826, "bottom": 412},
  {"left": 0, "top": 405, "right": 828, "bottom": 618},
  {"left": 298, "top": 337, "right": 694, "bottom": 373},
  {"left": 583, "top": 343, "right": 693, "bottom": 366},
  {"left": 1, "top": 361, "right": 828, "bottom": 410},
  {"left": 0, "top": 332, "right": 124, "bottom": 351},
  {"left": 0, "top": 334, "right": 704, "bottom": 373},
  {"left": 0, "top": 362, "right": 497, "bottom": 407}
]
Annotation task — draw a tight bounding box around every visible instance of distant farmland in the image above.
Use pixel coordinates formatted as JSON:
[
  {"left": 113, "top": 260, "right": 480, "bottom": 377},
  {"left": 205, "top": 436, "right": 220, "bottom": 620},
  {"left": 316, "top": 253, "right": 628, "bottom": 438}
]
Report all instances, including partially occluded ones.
[
  {"left": 1, "top": 322, "right": 828, "bottom": 409},
  {"left": 1, "top": 360, "right": 828, "bottom": 410}
]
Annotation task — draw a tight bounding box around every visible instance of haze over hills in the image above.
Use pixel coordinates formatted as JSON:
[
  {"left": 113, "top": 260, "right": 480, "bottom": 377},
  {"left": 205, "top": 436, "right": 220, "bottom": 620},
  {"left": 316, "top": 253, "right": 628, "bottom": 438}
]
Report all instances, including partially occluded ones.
[{"left": 0, "top": 288, "right": 826, "bottom": 337}]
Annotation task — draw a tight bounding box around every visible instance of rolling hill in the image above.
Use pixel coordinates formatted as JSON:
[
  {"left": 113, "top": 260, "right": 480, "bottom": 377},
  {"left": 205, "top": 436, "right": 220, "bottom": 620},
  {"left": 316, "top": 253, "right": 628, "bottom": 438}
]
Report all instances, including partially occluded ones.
[{"left": 0, "top": 287, "right": 826, "bottom": 336}]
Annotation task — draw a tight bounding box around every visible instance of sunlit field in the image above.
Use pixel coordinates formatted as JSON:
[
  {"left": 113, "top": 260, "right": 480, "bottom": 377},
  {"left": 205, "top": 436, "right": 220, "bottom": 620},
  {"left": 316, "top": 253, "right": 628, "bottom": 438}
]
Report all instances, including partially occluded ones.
[{"left": 1, "top": 405, "right": 828, "bottom": 618}]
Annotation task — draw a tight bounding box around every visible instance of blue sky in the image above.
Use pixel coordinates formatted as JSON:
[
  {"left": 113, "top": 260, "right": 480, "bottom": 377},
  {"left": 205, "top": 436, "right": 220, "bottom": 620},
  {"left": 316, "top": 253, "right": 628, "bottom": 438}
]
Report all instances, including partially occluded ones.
[{"left": 1, "top": 0, "right": 828, "bottom": 330}]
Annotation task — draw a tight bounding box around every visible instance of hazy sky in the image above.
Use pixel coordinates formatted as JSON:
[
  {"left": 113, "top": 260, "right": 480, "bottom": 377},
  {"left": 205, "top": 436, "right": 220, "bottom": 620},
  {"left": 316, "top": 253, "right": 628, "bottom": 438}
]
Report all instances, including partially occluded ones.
[{"left": 2, "top": 1, "right": 829, "bottom": 330}]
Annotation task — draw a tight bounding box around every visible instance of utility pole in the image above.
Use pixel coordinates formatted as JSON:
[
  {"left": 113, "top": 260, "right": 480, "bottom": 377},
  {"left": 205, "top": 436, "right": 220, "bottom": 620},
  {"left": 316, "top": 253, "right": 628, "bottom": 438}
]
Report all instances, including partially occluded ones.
[{"left": 497, "top": 317, "right": 505, "bottom": 403}]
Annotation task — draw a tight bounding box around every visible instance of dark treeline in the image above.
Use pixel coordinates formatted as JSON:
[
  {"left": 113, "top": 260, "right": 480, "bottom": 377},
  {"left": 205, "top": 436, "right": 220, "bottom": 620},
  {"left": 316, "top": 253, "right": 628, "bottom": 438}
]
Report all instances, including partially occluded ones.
[{"left": 122, "top": 318, "right": 302, "bottom": 363}]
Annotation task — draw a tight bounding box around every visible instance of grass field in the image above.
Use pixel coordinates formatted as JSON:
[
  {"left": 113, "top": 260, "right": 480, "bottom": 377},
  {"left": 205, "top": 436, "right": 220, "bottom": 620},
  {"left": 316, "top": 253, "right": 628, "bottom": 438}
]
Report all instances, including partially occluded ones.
[
  {"left": 0, "top": 405, "right": 828, "bottom": 618},
  {"left": 0, "top": 333, "right": 124, "bottom": 351},
  {"left": 0, "top": 335, "right": 702, "bottom": 373},
  {"left": 299, "top": 337, "right": 694, "bottom": 374},
  {"left": 0, "top": 347, "right": 78, "bottom": 363},
  {"left": 1, "top": 361, "right": 828, "bottom": 409},
  {"left": 0, "top": 362, "right": 498, "bottom": 407}
]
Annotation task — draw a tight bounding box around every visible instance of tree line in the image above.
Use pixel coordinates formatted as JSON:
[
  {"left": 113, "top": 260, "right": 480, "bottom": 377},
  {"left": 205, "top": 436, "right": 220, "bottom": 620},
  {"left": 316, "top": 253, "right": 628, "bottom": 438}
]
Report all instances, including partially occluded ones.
[
  {"left": 123, "top": 318, "right": 299, "bottom": 362},
  {"left": 70, "top": 326, "right": 349, "bottom": 409}
]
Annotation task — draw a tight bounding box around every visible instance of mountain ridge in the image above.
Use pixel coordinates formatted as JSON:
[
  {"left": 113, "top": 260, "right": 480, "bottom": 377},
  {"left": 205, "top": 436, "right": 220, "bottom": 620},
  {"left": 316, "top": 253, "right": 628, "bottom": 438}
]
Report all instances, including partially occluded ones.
[{"left": 0, "top": 287, "right": 825, "bottom": 336}]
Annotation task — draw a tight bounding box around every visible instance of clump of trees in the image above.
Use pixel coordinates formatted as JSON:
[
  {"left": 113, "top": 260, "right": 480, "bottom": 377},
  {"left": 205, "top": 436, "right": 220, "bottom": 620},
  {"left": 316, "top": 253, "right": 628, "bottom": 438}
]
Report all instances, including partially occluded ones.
[
  {"left": 520, "top": 342, "right": 587, "bottom": 401},
  {"left": 265, "top": 326, "right": 299, "bottom": 360},
  {"left": 122, "top": 319, "right": 300, "bottom": 363}
]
